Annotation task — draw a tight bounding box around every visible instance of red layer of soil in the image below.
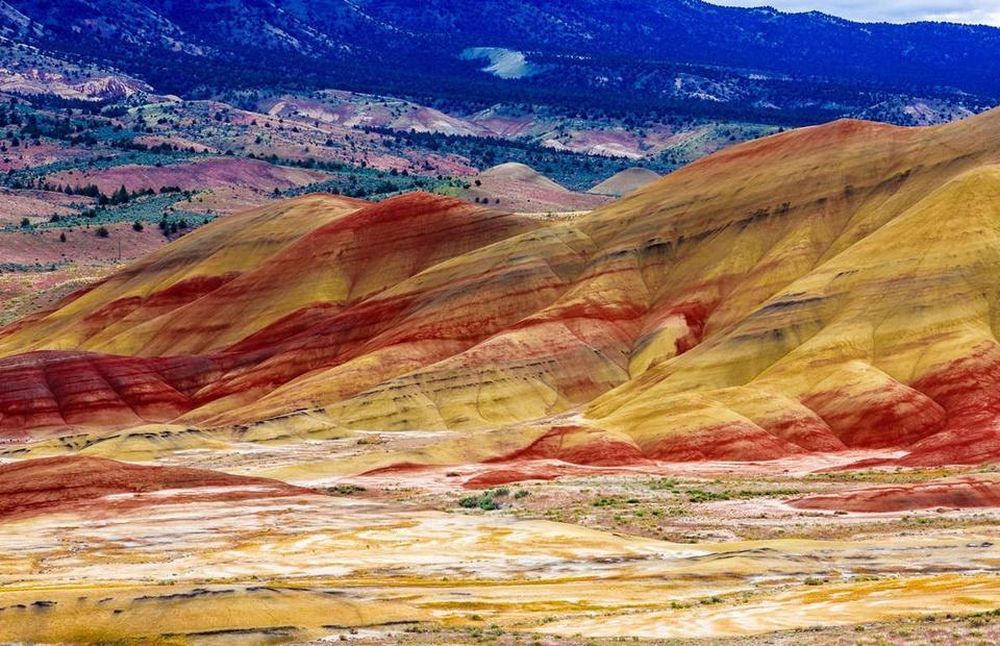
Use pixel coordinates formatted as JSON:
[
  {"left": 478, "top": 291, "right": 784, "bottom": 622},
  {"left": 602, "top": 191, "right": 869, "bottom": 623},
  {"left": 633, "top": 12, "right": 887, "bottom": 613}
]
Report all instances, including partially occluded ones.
[
  {"left": 0, "top": 194, "right": 541, "bottom": 437},
  {"left": 487, "top": 425, "right": 646, "bottom": 467},
  {"left": 464, "top": 468, "right": 559, "bottom": 488},
  {"left": 790, "top": 476, "right": 1000, "bottom": 513},
  {"left": 0, "top": 455, "right": 309, "bottom": 522}
]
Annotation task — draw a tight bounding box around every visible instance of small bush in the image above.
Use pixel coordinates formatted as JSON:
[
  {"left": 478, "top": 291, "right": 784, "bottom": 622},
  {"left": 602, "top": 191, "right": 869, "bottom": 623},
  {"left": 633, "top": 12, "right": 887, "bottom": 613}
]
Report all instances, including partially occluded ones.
[
  {"left": 327, "top": 484, "right": 366, "bottom": 495},
  {"left": 650, "top": 478, "right": 679, "bottom": 491},
  {"left": 458, "top": 491, "right": 503, "bottom": 511}
]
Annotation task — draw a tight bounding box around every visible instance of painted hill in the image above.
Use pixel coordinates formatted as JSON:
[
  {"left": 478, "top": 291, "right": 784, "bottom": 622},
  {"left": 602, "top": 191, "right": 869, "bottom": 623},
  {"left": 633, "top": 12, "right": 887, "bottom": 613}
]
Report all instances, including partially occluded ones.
[
  {"left": 463, "top": 162, "right": 611, "bottom": 212},
  {"left": 589, "top": 168, "right": 661, "bottom": 196},
  {"left": 3, "top": 110, "right": 1000, "bottom": 474}
]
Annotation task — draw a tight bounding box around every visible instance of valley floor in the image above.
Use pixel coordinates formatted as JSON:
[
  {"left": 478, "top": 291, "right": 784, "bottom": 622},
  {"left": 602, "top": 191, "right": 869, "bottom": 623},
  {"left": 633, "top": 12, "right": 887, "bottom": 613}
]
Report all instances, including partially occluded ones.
[{"left": 3, "top": 436, "right": 1000, "bottom": 645}]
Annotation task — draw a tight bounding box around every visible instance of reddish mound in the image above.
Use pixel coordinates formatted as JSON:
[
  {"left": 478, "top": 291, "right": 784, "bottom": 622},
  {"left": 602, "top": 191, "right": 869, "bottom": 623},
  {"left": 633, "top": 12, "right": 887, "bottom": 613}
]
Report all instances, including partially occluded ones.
[
  {"left": 465, "top": 468, "right": 558, "bottom": 488},
  {"left": 0, "top": 350, "right": 222, "bottom": 435},
  {"left": 488, "top": 425, "right": 646, "bottom": 466},
  {"left": 789, "top": 476, "right": 1000, "bottom": 513},
  {"left": 0, "top": 193, "right": 539, "bottom": 439},
  {"left": 0, "top": 455, "right": 309, "bottom": 521},
  {"left": 0, "top": 188, "right": 91, "bottom": 225},
  {"left": 900, "top": 345, "right": 1000, "bottom": 466}
]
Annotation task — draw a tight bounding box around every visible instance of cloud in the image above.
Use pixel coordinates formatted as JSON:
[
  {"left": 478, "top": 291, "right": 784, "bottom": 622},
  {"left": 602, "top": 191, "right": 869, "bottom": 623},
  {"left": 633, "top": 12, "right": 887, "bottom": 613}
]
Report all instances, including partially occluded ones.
[{"left": 707, "top": 0, "right": 1000, "bottom": 26}]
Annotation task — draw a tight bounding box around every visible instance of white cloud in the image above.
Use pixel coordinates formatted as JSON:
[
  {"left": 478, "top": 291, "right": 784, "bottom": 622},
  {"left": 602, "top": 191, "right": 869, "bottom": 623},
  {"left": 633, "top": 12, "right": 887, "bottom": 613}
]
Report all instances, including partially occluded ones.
[{"left": 707, "top": 0, "right": 1000, "bottom": 26}]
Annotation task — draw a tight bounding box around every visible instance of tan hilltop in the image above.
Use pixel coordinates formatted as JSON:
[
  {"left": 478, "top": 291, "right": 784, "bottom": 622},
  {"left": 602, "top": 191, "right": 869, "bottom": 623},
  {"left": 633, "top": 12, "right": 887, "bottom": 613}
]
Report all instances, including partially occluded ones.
[
  {"left": 461, "top": 161, "right": 611, "bottom": 212},
  {"left": 588, "top": 166, "right": 661, "bottom": 196}
]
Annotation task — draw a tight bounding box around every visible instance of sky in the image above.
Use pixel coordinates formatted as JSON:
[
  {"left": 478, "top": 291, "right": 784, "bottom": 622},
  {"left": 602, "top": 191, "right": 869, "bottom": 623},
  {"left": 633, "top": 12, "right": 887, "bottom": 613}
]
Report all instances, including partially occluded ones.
[{"left": 708, "top": 0, "right": 1000, "bottom": 26}]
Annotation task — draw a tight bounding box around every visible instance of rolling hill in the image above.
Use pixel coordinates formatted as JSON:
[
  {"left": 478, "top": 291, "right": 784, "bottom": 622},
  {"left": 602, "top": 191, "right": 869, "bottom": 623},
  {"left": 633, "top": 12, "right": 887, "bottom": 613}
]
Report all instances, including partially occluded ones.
[{"left": 3, "top": 109, "right": 1000, "bottom": 476}]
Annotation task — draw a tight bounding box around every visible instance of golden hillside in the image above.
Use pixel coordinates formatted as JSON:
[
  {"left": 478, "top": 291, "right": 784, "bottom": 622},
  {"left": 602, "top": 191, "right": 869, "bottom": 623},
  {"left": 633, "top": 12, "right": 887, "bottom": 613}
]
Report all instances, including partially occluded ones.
[{"left": 3, "top": 110, "right": 1000, "bottom": 469}]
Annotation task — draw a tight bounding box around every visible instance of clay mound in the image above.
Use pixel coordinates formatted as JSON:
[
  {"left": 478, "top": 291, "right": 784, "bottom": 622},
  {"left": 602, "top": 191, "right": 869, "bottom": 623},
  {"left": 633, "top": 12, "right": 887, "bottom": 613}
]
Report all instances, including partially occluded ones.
[
  {"left": 588, "top": 167, "right": 660, "bottom": 196},
  {"left": 789, "top": 477, "right": 1000, "bottom": 513},
  {"left": 268, "top": 92, "right": 494, "bottom": 138},
  {"left": 0, "top": 350, "right": 204, "bottom": 439},
  {"left": 487, "top": 425, "right": 646, "bottom": 467},
  {"left": 0, "top": 455, "right": 308, "bottom": 521},
  {"left": 0, "top": 188, "right": 88, "bottom": 225},
  {"left": 0, "top": 193, "right": 543, "bottom": 436},
  {"left": 89, "top": 192, "right": 533, "bottom": 358}
]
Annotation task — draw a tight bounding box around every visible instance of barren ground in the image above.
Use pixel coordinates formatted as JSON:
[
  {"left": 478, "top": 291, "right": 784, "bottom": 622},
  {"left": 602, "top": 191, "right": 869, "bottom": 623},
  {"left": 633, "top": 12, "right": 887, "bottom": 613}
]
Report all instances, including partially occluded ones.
[{"left": 3, "top": 430, "right": 1000, "bottom": 645}]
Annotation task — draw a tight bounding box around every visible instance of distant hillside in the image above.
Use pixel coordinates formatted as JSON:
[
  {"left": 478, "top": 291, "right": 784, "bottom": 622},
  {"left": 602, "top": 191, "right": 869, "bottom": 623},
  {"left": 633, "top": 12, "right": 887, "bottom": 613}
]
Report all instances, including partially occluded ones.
[{"left": 2, "top": 0, "right": 997, "bottom": 125}]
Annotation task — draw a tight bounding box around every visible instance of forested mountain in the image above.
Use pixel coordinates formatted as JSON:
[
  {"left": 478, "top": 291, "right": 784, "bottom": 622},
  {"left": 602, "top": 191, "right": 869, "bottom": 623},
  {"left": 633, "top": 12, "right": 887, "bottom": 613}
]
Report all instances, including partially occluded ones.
[{"left": 2, "top": 0, "right": 997, "bottom": 123}]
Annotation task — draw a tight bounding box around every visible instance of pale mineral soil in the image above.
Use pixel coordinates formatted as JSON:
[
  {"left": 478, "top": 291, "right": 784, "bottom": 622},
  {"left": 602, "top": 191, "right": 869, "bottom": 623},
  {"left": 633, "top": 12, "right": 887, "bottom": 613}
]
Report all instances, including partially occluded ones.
[
  {"left": 293, "top": 614, "right": 1000, "bottom": 645},
  {"left": 148, "top": 433, "right": 1000, "bottom": 544},
  {"left": 3, "top": 426, "right": 1000, "bottom": 645}
]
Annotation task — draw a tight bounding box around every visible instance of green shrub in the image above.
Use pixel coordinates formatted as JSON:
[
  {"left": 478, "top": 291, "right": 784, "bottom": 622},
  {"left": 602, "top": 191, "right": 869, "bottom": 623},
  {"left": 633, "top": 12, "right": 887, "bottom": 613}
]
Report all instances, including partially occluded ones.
[{"left": 458, "top": 491, "right": 502, "bottom": 511}]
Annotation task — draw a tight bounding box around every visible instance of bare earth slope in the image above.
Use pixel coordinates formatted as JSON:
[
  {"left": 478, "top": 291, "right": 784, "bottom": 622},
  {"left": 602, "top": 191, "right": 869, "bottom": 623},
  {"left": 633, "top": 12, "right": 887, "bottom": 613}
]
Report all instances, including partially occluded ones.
[{"left": 0, "top": 455, "right": 309, "bottom": 521}]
